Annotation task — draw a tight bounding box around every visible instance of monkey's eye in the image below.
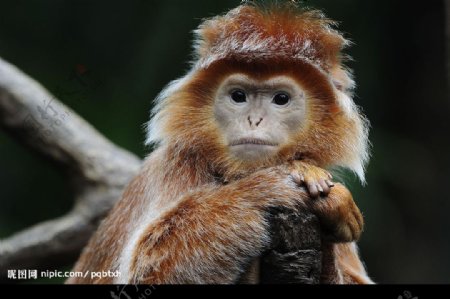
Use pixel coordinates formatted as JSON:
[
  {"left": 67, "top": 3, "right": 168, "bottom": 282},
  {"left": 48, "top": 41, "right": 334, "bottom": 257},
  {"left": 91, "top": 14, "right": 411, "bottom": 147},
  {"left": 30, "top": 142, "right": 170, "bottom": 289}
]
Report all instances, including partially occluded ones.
[
  {"left": 230, "top": 90, "right": 247, "bottom": 103},
  {"left": 272, "top": 92, "right": 290, "bottom": 106}
]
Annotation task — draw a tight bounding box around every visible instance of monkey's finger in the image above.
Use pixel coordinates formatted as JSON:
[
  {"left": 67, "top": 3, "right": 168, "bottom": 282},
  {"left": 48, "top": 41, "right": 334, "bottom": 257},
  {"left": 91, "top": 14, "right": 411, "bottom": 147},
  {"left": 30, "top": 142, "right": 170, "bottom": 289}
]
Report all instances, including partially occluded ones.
[
  {"left": 325, "top": 179, "right": 335, "bottom": 188},
  {"left": 290, "top": 172, "right": 303, "bottom": 185},
  {"left": 327, "top": 172, "right": 333, "bottom": 179},
  {"left": 317, "top": 183, "right": 323, "bottom": 193},
  {"left": 290, "top": 170, "right": 304, "bottom": 182},
  {"left": 318, "top": 178, "right": 330, "bottom": 195},
  {"left": 307, "top": 182, "right": 319, "bottom": 198}
]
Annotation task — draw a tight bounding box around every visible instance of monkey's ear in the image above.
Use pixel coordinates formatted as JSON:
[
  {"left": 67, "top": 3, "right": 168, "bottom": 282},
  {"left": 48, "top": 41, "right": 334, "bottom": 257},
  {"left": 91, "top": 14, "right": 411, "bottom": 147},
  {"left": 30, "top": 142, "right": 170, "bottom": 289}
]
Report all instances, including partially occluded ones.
[
  {"left": 329, "top": 65, "right": 370, "bottom": 185},
  {"left": 331, "top": 66, "right": 354, "bottom": 94}
]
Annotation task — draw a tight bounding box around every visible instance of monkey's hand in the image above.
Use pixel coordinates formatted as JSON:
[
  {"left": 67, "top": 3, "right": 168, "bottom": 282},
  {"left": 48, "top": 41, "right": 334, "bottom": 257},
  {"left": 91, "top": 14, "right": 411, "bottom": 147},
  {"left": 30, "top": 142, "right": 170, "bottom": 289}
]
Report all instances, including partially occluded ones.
[
  {"left": 311, "top": 183, "right": 363, "bottom": 242},
  {"left": 288, "top": 160, "right": 334, "bottom": 198},
  {"left": 283, "top": 162, "right": 363, "bottom": 242}
]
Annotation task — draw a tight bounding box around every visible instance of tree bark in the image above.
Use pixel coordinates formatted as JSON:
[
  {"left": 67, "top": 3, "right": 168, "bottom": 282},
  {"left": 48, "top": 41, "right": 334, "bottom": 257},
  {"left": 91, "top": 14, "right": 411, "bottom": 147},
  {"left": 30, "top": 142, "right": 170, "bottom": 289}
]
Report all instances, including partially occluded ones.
[{"left": 260, "top": 207, "right": 322, "bottom": 284}]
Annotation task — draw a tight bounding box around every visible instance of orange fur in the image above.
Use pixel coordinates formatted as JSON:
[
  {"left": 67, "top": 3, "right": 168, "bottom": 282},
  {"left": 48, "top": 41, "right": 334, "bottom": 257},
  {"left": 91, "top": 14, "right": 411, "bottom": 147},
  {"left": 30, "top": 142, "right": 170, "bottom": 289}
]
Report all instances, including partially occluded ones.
[{"left": 67, "top": 2, "right": 372, "bottom": 284}]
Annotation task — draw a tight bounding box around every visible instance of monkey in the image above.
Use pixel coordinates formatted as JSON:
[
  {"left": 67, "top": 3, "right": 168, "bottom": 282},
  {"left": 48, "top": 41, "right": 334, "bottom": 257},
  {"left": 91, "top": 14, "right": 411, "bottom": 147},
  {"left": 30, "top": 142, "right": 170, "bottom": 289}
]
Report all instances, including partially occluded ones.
[{"left": 66, "top": 2, "right": 372, "bottom": 284}]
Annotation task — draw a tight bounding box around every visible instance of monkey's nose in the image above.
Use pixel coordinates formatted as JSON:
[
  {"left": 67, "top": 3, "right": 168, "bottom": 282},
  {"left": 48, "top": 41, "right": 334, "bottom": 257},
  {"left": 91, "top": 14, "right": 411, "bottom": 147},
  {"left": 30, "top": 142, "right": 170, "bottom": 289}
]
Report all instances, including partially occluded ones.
[{"left": 248, "top": 116, "right": 263, "bottom": 127}]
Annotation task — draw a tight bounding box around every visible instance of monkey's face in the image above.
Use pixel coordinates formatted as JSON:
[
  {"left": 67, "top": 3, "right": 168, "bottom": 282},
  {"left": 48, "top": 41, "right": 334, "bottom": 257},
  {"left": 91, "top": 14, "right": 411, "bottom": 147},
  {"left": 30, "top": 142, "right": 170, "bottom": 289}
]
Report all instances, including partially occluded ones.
[{"left": 214, "top": 74, "right": 307, "bottom": 162}]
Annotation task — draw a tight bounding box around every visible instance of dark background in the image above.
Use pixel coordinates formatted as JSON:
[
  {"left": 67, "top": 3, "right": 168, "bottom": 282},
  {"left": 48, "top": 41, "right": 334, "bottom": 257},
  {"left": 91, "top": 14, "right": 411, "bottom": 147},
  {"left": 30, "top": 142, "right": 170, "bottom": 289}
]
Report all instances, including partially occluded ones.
[{"left": 0, "top": 0, "right": 448, "bottom": 283}]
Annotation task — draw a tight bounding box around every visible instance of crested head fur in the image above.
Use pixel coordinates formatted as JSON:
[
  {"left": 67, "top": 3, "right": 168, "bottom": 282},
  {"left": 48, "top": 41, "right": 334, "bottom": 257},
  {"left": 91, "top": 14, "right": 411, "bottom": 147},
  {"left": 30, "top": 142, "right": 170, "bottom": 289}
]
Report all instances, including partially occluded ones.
[
  {"left": 146, "top": 2, "right": 370, "bottom": 183},
  {"left": 193, "top": 2, "right": 347, "bottom": 71}
]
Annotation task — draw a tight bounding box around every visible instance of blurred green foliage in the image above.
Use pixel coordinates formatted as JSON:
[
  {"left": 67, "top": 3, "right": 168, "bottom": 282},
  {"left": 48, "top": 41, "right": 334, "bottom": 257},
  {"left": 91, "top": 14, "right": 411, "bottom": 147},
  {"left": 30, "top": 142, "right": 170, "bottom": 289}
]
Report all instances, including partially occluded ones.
[{"left": 0, "top": 0, "right": 448, "bottom": 283}]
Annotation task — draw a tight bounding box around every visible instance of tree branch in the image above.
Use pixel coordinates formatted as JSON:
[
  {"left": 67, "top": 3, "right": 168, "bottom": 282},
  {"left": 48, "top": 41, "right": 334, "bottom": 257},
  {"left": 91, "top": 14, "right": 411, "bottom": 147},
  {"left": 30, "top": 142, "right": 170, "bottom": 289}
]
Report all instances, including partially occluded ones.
[{"left": 0, "top": 57, "right": 142, "bottom": 278}]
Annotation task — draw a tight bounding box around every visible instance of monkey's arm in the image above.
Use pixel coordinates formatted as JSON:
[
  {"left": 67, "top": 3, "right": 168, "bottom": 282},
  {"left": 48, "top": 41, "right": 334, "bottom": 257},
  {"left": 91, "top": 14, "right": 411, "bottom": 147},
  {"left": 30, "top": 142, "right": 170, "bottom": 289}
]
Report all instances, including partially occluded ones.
[{"left": 128, "top": 167, "right": 304, "bottom": 284}]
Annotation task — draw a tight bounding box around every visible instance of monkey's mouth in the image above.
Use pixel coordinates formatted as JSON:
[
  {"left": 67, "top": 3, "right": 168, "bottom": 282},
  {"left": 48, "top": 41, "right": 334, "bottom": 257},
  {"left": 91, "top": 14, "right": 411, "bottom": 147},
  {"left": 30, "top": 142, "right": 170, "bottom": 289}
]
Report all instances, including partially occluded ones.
[{"left": 230, "top": 138, "right": 278, "bottom": 147}]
